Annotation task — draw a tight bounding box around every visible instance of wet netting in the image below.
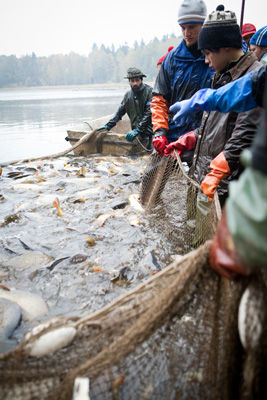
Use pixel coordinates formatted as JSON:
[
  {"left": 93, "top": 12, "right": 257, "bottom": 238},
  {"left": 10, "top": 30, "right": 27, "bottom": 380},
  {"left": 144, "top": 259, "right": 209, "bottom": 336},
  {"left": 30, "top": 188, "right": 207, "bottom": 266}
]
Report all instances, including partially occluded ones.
[
  {"left": 1, "top": 151, "right": 264, "bottom": 400},
  {"left": 140, "top": 151, "right": 221, "bottom": 252}
]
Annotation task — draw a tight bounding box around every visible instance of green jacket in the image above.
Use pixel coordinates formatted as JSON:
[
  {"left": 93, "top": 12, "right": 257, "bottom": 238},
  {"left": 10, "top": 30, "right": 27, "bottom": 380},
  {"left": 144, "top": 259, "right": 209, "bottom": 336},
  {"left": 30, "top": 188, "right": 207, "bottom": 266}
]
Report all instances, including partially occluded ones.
[{"left": 106, "top": 83, "right": 153, "bottom": 136}]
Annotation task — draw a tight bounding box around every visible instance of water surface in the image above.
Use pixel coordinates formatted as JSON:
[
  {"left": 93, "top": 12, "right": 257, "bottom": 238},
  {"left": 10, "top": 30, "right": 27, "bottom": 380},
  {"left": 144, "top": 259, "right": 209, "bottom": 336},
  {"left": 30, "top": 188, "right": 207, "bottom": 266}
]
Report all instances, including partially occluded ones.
[{"left": 0, "top": 86, "right": 127, "bottom": 162}]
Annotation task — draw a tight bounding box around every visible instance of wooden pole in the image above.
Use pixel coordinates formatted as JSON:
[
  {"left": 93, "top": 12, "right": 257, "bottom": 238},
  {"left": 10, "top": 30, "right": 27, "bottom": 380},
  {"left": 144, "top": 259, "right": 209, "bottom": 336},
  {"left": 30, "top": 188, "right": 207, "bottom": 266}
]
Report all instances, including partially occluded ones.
[{"left": 240, "top": 0, "right": 246, "bottom": 31}]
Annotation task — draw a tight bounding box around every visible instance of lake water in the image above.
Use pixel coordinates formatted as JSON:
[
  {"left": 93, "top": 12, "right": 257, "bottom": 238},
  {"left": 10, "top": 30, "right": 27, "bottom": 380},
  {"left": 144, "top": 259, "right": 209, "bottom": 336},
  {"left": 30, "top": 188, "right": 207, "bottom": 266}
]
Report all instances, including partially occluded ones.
[{"left": 0, "top": 86, "right": 128, "bottom": 163}]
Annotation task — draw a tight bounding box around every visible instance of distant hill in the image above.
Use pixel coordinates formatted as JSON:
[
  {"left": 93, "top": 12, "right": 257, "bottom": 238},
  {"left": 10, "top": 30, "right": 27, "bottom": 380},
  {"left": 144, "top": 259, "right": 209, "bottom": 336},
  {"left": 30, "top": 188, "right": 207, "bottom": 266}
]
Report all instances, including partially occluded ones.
[{"left": 0, "top": 34, "right": 180, "bottom": 88}]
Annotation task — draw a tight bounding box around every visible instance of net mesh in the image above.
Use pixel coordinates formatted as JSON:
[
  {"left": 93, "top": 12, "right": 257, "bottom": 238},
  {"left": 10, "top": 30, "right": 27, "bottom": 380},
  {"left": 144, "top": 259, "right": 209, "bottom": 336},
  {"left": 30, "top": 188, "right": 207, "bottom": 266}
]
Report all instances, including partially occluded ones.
[{"left": 0, "top": 151, "right": 265, "bottom": 400}]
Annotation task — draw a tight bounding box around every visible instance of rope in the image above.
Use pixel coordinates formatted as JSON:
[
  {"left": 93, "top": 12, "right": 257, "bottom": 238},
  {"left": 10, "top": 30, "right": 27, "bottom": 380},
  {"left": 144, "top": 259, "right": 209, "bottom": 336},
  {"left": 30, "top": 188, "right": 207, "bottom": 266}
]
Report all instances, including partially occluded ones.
[
  {"left": 135, "top": 137, "right": 153, "bottom": 153},
  {"left": 173, "top": 149, "right": 222, "bottom": 220}
]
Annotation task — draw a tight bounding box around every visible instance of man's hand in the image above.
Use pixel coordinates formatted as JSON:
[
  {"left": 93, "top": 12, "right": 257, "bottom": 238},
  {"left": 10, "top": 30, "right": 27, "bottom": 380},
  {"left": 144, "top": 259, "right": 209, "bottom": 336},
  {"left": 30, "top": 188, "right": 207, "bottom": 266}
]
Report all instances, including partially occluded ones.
[
  {"left": 209, "top": 210, "right": 252, "bottom": 280},
  {"left": 97, "top": 125, "right": 110, "bottom": 132},
  {"left": 152, "top": 136, "right": 168, "bottom": 155},
  {"left": 201, "top": 152, "right": 230, "bottom": 201},
  {"left": 170, "top": 88, "right": 215, "bottom": 122},
  {"left": 164, "top": 131, "right": 196, "bottom": 157},
  {"left": 125, "top": 129, "right": 139, "bottom": 142}
]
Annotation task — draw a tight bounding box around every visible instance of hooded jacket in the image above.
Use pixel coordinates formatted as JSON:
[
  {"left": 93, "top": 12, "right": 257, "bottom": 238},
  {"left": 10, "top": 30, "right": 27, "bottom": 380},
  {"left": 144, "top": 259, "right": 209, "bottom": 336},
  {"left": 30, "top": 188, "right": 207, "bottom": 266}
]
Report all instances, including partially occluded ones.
[
  {"left": 151, "top": 40, "right": 214, "bottom": 141},
  {"left": 106, "top": 83, "right": 153, "bottom": 136},
  {"left": 190, "top": 52, "right": 262, "bottom": 197}
]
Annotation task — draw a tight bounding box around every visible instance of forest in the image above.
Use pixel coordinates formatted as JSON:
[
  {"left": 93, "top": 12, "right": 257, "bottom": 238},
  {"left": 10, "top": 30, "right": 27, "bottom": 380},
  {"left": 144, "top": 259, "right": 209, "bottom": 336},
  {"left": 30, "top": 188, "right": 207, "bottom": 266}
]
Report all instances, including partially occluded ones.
[{"left": 0, "top": 34, "right": 179, "bottom": 88}]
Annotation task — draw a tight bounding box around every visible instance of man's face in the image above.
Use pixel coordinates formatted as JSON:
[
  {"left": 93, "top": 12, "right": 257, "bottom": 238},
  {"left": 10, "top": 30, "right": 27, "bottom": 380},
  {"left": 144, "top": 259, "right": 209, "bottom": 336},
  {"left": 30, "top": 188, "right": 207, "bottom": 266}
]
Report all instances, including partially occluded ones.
[
  {"left": 129, "top": 77, "right": 142, "bottom": 90},
  {"left": 243, "top": 34, "right": 254, "bottom": 45},
  {"left": 250, "top": 44, "right": 265, "bottom": 60},
  {"left": 180, "top": 24, "right": 202, "bottom": 47},
  {"left": 203, "top": 48, "right": 229, "bottom": 72}
]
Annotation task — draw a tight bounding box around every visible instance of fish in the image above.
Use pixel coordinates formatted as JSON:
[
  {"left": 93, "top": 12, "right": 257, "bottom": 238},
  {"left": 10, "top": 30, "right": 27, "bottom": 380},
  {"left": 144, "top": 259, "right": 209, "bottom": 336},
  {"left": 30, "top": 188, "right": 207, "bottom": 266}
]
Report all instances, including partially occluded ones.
[
  {"left": 150, "top": 250, "right": 162, "bottom": 271},
  {"left": 95, "top": 213, "right": 115, "bottom": 226},
  {"left": 2, "top": 213, "right": 21, "bottom": 226},
  {"left": 112, "top": 201, "right": 129, "bottom": 210},
  {"left": 7, "top": 171, "right": 23, "bottom": 178},
  {"left": 70, "top": 254, "right": 88, "bottom": 264},
  {"left": 29, "top": 326, "right": 77, "bottom": 357},
  {"left": 6, "top": 251, "right": 53, "bottom": 270},
  {"left": 0, "top": 298, "right": 21, "bottom": 338},
  {"left": 123, "top": 179, "right": 141, "bottom": 185},
  {"left": 128, "top": 193, "right": 145, "bottom": 214},
  {"left": 73, "top": 198, "right": 86, "bottom": 203},
  {"left": 52, "top": 199, "right": 63, "bottom": 216},
  {"left": 0, "top": 289, "right": 48, "bottom": 321},
  {"left": 113, "top": 375, "right": 125, "bottom": 398},
  {"left": 47, "top": 256, "right": 70, "bottom": 271},
  {"left": 18, "top": 238, "right": 33, "bottom": 251},
  {"left": 127, "top": 214, "right": 140, "bottom": 226}
]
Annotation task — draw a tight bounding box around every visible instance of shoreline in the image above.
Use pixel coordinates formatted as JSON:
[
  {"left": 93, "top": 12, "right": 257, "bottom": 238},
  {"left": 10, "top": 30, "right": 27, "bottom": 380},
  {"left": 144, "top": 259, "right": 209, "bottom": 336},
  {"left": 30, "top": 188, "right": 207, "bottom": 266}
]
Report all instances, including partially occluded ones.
[{"left": 0, "top": 81, "right": 155, "bottom": 91}]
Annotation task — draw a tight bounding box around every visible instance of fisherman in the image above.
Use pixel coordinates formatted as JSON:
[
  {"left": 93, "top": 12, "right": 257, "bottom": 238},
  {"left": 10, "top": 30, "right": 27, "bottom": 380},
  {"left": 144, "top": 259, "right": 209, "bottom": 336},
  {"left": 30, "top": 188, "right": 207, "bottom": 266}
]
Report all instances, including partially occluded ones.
[
  {"left": 249, "top": 26, "right": 267, "bottom": 64},
  {"left": 241, "top": 22, "right": 257, "bottom": 46},
  {"left": 156, "top": 46, "right": 174, "bottom": 71},
  {"left": 151, "top": 0, "right": 214, "bottom": 165},
  {"left": 98, "top": 67, "right": 153, "bottom": 150},
  {"left": 169, "top": 64, "right": 267, "bottom": 274},
  {"left": 165, "top": 5, "right": 262, "bottom": 207}
]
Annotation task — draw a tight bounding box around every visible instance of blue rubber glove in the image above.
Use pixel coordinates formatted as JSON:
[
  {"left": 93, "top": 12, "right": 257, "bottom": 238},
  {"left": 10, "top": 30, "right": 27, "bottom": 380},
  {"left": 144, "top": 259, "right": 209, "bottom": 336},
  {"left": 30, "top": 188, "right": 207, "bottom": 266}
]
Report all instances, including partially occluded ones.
[
  {"left": 97, "top": 125, "right": 110, "bottom": 131},
  {"left": 170, "top": 89, "right": 214, "bottom": 123},
  {"left": 170, "top": 71, "right": 257, "bottom": 123},
  {"left": 125, "top": 129, "right": 139, "bottom": 142}
]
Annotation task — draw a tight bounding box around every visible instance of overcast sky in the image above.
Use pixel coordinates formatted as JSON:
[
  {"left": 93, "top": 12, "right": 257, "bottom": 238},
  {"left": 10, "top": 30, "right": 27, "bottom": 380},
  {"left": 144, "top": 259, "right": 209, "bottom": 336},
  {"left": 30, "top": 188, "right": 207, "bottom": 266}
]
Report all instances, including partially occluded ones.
[{"left": 1, "top": 0, "right": 266, "bottom": 57}]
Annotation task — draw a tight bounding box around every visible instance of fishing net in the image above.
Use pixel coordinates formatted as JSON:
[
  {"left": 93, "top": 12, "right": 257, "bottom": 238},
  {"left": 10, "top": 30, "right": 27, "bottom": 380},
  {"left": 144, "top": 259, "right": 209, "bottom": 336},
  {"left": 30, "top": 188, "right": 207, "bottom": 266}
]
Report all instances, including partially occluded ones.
[
  {"left": 139, "top": 151, "right": 221, "bottom": 251},
  {"left": 0, "top": 151, "right": 265, "bottom": 400}
]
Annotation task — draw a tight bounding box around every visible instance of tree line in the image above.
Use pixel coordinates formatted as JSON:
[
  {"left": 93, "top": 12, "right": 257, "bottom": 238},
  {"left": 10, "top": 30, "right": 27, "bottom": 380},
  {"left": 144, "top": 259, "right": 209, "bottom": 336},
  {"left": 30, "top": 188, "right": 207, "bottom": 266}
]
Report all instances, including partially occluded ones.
[{"left": 0, "top": 35, "right": 180, "bottom": 88}]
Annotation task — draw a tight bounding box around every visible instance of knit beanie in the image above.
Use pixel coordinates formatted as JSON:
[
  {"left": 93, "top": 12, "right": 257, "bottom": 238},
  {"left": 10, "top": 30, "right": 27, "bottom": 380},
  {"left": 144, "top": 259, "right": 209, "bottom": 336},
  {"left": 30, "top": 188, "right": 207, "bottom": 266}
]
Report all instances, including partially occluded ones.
[
  {"left": 178, "top": 0, "right": 207, "bottom": 25},
  {"left": 250, "top": 26, "right": 267, "bottom": 47},
  {"left": 198, "top": 5, "right": 242, "bottom": 50},
  {"left": 242, "top": 23, "right": 256, "bottom": 38}
]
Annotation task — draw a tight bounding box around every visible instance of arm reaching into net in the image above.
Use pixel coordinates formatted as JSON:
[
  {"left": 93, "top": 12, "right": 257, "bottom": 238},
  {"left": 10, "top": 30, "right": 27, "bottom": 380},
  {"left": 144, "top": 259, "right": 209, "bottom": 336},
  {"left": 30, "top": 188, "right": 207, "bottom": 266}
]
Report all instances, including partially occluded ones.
[
  {"left": 201, "top": 152, "right": 231, "bottom": 202},
  {"left": 170, "top": 66, "right": 266, "bottom": 122},
  {"left": 164, "top": 131, "right": 197, "bottom": 157}
]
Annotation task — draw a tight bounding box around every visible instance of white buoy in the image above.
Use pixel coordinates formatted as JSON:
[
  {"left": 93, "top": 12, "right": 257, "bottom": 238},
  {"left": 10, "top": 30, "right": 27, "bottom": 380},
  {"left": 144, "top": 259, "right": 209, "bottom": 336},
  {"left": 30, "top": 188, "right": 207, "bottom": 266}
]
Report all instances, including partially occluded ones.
[{"left": 73, "top": 377, "right": 90, "bottom": 400}]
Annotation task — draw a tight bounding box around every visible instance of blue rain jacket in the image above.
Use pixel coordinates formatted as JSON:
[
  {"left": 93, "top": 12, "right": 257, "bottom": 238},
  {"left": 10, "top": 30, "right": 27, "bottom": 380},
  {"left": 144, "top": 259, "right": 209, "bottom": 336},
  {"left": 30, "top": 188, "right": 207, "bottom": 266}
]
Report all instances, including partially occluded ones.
[{"left": 153, "top": 40, "right": 214, "bottom": 141}]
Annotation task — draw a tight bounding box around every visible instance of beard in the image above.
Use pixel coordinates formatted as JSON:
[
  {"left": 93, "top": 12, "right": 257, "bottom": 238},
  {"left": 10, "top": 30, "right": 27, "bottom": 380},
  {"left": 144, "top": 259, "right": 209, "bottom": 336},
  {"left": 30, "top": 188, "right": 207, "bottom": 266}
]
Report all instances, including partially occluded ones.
[{"left": 132, "top": 82, "right": 144, "bottom": 93}]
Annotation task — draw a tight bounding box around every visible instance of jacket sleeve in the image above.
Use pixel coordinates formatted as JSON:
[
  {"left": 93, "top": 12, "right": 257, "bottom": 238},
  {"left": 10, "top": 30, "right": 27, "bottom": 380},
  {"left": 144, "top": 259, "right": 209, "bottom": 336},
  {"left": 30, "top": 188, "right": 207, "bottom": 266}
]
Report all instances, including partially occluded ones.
[
  {"left": 252, "top": 64, "right": 266, "bottom": 107},
  {"left": 106, "top": 103, "right": 127, "bottom": 130},
  {"left": 150, "top": 95, "right": 169, "bottom": 133},
  {"left": 136, "top": 100, "right": 152, "bottom": 135},
  {"left": 223, "top": 107, "right": 263, "bottom": 172}
]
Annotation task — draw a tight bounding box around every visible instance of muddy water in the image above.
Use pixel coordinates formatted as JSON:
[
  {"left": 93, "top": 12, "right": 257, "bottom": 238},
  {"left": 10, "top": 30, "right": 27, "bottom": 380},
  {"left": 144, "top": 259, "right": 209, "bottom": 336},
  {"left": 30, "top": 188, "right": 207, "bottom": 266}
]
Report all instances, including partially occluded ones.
[{"left": 0, "top": 154, "right": 185, "bottom": 348}]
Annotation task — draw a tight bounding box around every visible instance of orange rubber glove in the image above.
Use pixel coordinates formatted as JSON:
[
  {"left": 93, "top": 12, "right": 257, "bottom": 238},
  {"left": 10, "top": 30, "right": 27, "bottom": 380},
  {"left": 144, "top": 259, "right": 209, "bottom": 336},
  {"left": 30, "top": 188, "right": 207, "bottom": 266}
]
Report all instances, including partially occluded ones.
[
  {"left": 209, "top": 210, "right": 252, "bottom": 280},
  {"left": 164, "top": 131, "right": 196, "bottom": 157},
  {"left": 201, "top": 152, "right": 230, "bottom": 201}
]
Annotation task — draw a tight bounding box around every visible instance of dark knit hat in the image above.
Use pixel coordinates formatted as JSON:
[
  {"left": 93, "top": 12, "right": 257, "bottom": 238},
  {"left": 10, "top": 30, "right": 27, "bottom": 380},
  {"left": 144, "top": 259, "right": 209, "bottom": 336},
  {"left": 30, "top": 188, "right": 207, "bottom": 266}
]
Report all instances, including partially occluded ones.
[
  {"left": 124, "top": 67, "right": 146, "bottom": 79},
  {"left": 198, "top": 5, "right": 242, "bottom": 50}
]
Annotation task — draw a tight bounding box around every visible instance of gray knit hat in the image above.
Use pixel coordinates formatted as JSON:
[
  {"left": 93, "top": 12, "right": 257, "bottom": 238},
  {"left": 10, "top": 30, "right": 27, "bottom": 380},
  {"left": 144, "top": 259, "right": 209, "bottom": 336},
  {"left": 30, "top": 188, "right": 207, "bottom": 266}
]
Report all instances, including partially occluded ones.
[
  {"left": 198, "top": 5, "right": 242, "bottom": 49},
  {"left": 178, "top": 0, "right": 207, "bottom": 25}
]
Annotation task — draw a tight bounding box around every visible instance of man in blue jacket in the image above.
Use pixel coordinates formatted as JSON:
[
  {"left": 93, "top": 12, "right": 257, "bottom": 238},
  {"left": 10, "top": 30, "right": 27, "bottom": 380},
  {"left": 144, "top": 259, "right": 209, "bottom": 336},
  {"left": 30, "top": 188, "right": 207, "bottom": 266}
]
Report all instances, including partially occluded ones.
[{"left": 151, "top": 0, "right": 214, "bottom": 162}]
